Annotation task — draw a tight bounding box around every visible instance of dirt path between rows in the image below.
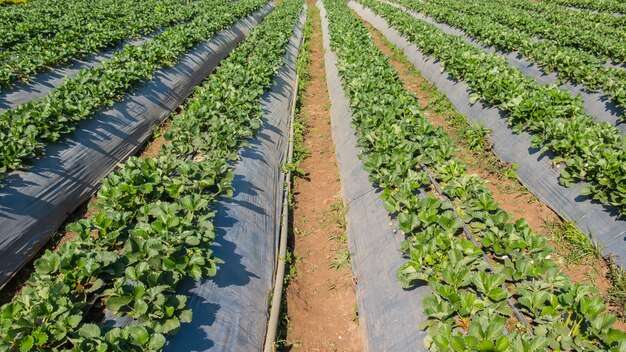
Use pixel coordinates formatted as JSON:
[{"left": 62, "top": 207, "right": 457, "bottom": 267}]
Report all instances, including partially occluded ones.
[
  {"left": 281, "top": 2, "right": 363, "bottom": 350},
  {"left": 359, "top": 17, "right": 625, "bottom": 327}
]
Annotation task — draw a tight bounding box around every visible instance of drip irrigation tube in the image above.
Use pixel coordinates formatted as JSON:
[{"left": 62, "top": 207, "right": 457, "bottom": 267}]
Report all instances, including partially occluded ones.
[{"left": 263, "top": 57, "right": 299, "bottom": 352}]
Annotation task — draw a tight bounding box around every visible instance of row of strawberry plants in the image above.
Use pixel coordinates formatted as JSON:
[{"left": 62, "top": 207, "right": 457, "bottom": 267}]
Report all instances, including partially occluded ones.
[
  {"left": 493, "top": 0, "right": 626, "bottom": 32},
  {"left": 0, "top": 0, "right": 203, "bottom": 88},
  {"left": 0, "top": 0, "right": 304, "bottom": 349},
  {"left": 388, "top": 0, "right": 626, "bottom": 119},
  {"left": 484, "top": 0, "right": 626, "bottom": 39},
  {"left": 358, "top": 0, "right": 626, "bottom": 217},
  {"left": 546, "top": 0, "right": 626, "bottom": 15},
  {"left": 424, "top": 0, "right": 626, "bottom": 63},
  {"left": 0, "top": 0, "right": 265, "bottom": 177},
  {"left": 0, "top": 0, "right": 103, "bottom": 48},
  {"left": 323, "top": 0, "right": 625, "bottom": 350},
  {"left": 0, "top": 0, "right": 151, "bottom": 49}
]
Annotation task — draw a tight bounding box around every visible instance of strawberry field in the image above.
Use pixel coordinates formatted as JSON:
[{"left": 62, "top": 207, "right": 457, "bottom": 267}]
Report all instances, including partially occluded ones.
[{"left": 0, "top": 0, "right": 625, "bottom": 350}]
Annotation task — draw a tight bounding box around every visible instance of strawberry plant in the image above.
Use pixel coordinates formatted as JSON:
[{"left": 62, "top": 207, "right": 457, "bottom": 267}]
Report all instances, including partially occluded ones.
[
  {"left": 322, "top": 0, "right": 626, "bottom": 349},
  {"left": 0, "top": 0, "right": 305, "bottom": 349}
]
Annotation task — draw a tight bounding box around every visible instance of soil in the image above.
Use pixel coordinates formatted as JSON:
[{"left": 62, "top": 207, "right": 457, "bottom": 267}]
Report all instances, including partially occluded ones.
[
  {"left": 138, "top": 119, "right": 171, "bottom": 159},
  {"left": 282, "top": 2, "right": 363, "bottom": 350},
  {"left": 360, "top": 17, "right": 626, "bottom": 328}
]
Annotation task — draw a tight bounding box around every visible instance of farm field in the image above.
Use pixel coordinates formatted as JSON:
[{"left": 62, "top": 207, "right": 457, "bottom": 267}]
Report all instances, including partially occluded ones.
[{"left": 0, "top": 0, "right": 624, "bottom": 350}]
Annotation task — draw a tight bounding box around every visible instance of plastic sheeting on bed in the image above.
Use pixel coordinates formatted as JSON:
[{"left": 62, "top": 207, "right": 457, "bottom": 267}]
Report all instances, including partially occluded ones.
[
  {"left": 318, "top": 1, "right": 429, "bottom": 350},
  {"left": 0, "top": 4, "right": 274, "bottom": 290},
  {"left": 380, "top": 0, "right": 626, "bottom": 135},
  {"left": 349, "top": 1, "right": 626, "bottom": 268},
  {"left": 0, "top": 29, "right": 162, "bottom": 114},
  {"left": 163, "top": 7, "right": 305, "bottom": 351}
]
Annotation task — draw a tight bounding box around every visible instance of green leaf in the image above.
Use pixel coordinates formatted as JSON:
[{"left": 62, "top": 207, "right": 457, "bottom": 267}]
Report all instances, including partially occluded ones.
[
  {"left": 579, "top": 186, "right": 592, "bottom": 196},
  {"left": 134, "top": 299, "right": 149, "bottom": 315},
  {"left": 185, "top": 236, "right": 200, "bottom": 246},
  {"left": 128, "top": 326, "right": 150, "bottom": 346},
  {"left": 189, "top": 265, "right": 203, "bottom": 281},
  {"left": 79, "top": 323, "right": 101, "bottom": 339},
  {"left": 477, "top": 339, "right": 494, "bottom": 351},
  {"left": 488, "top": 287, "right": 509, "bottom": 302},
  {"left": 34, "top": 253, "right": 60, "bottom": 274},
  {"left": 20, "top": 336, "right": 34, "bottom": 352},
  {"left": 148, "top": 333, "right": 167, "bottom": 349},
  {"left": 107, "top": 295, "right": 133, "bottom": 312},
  {"left": 105, "top": 328, "right": 122, "bottom": 345},
  {"left": 179, "top": 309, "right": 193, "bottom": 323},
  {"left": 32, "top": 331, "right": 48, "bottom": 346},
  {"left": 162, "top": 317, "right": 181, "bottom": 333},
  {"left": 494, "top": 335, "right": 509, "bottom": 351},
  {"left": 67, "top": 314, "right": 83, "bottom": 328},
  {"left": 125, "top": 267, "right": 138, "bottom": 281}
]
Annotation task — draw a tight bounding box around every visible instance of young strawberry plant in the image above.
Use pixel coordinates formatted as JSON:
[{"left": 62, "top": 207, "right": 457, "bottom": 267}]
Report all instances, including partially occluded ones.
[
  {"left": 358, "top": 0, "right": 626, "bottom": 217},
  {"left": 323, "top": 0, "right": 625, "bottom": 349},
  {"left": 0, "top": 0, "right": 305, "bottom": 349}
]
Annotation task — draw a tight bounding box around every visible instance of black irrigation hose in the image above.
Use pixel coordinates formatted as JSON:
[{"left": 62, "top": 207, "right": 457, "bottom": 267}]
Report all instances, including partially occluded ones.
[
  {"left": 263, "top": 76, "right": 297, "bottom": 352},
  {"left": 263, "top": 15, "right": 304, "bottom": 348}
]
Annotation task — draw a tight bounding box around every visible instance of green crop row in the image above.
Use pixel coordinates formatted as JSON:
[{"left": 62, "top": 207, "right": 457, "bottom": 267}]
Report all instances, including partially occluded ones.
[
  {"left": 423, "top": 0, "right": 626, "bottom": 63},
  {"left": 545, "top": 0, "right": 626, "bottom": 15},
  {"left": 0, "top": 0, "right": 172, "bottom": 49},
  {"left": 0, "top": 0, "right": 121, "bottom": 48},
  {"left": 0, "top": 0, "right": 304, "bottom": 350},
  {"left": 358, "top": 0, "right": 626, "bottom": 216},
  {"left": 482, "top": 0, "right": 626, "bottom": 40},
  {"left": 493, "top": 0, "right": 626, "bottom": 33},
  {"left": 0, "top": 0, "right": 202, "bottom": 88},
  {"left": 323, "top": 0, "right": 625, "bottom": 349},
  {"left": 389, "top": 0, "right": 626, "bottom": 118},
  {"left": 0, "top": 0, "right": 265, "bottom": 177}
]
